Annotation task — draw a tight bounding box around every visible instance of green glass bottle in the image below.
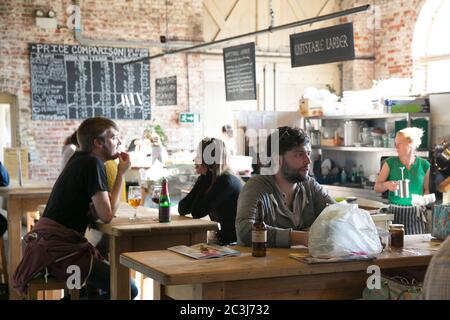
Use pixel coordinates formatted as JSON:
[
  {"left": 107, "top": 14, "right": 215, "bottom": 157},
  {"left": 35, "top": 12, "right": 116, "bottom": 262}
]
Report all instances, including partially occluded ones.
[{"left": 158, "top": 178, "right": 171, "bottom": 223}]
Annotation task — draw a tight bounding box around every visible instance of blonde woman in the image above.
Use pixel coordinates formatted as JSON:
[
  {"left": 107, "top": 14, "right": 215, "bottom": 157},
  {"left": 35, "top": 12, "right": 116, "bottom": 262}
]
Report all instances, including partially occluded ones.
[
  {"left": 178, "top": 138, "right": 243, "bottom": 244},
  {"left": 375, "top": 127, "right": 431, "bottom": 234}
]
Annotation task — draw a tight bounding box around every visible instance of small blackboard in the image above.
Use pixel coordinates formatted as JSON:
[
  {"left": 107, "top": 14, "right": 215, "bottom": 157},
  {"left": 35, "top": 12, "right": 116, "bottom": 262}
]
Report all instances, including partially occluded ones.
[
  {"left": 155, "top": 76, "right": 177, "bottom": 106},
  {"left": 290, "top": 23, "right": 355, "bottom": 68},
  {"left": 30, "top": 43, "right": 151, "bottom": 120},
  {"left": 223, "top": 42, "right": 256, "bottom": 101}
]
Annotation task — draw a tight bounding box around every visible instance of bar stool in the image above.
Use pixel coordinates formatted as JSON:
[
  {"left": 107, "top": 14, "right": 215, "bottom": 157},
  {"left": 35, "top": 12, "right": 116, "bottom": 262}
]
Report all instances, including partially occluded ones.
[
  {"left": 27, "top": 276, "right": 80, "bottom": 300},
  {"left": 26, "top": 204, "right": 46, "bottom": 232}
]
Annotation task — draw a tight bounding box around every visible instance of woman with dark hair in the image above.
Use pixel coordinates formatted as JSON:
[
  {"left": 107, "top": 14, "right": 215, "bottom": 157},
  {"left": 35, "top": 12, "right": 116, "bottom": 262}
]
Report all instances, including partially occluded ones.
[{"left": 178, "top": 138, "right": 243, "bottom": 245}]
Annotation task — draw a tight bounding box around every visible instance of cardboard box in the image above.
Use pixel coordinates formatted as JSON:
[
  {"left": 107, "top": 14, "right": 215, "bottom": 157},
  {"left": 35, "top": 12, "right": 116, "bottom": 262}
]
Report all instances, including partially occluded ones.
[{"left": 298, "top": 98, "right": 323, "bottom": 117}]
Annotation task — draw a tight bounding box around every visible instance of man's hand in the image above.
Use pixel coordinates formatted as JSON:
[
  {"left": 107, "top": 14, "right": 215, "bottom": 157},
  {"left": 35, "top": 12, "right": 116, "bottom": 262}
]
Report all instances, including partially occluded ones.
[
  {"left": 117, "top": 152, "right": 131, "bottom": 175},
  {"left": 291, "top": 230, "right": 309, "bottom": 246}
]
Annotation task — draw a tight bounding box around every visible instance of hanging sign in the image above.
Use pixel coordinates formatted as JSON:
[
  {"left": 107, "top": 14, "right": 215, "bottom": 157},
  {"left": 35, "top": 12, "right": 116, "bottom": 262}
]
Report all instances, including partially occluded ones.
[
  {"left": 155, "top": 75, "right": 177, "bottom": 106},
  {"left": 223, "top": 42, "right": 257, "bottom": 101},
  {"left": 290, "top": 23, "right": 355, "bottom": 68}
]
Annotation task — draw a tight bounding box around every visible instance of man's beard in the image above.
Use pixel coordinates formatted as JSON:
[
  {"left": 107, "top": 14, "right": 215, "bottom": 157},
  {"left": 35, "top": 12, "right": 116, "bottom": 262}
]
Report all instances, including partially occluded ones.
[
  {"left": 102, "top": 146, "right": 118, "bottom": 161},
  {"left": 281, "top": 160, "right": 307, "bottom": 183}
]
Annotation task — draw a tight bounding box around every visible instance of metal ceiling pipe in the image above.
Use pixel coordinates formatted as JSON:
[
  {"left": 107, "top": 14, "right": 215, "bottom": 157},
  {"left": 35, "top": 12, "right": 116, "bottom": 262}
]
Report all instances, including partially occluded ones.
[{"left": 124, "top": 4, "right": 371, "bottom": 64}]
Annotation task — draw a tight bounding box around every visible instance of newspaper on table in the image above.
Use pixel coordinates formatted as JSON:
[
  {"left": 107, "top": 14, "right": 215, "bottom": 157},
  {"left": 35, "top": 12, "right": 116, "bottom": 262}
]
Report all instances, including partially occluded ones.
[{"left": 168, "top": 243, "right": 240, "bottom": 259}]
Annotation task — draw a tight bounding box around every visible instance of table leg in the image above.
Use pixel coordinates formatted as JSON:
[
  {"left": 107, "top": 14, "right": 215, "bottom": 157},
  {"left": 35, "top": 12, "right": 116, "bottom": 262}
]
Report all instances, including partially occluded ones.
[
  {"left": 189, "top": 231, "right": 207, "bottom": 245},
  {"left": 7, "top": 199, "right": 22, "bottom": 300},
  {"left": 109, "top": 235, "right": 132, "bottom": 300},
  {"left": 153, "top": 281, "right": 171, "bottom": 300}
]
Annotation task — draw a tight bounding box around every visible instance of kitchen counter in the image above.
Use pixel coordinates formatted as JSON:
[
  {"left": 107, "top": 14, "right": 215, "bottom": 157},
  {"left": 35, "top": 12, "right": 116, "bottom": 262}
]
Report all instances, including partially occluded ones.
[{"left": 322, "top": 184, "right": 386, "bottom": 203}]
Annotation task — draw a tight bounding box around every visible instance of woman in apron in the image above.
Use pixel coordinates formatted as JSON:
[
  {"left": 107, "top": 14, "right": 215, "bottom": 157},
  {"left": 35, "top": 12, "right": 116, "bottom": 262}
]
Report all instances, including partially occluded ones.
[{"left": 374, "top": 127, "right": 431, "bottom": 234}]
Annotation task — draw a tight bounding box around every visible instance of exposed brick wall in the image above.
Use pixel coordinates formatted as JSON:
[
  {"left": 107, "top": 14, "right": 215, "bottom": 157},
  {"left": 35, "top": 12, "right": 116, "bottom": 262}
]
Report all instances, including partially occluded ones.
[
  {"left": 0, "top": 0, "right": 203, "bottom": 181},
  {"left": 340, "top": 0, "right": 426, "bottom": 90},
  {"left": 1, "top": 0, "right": 433, "bottom": 180}
]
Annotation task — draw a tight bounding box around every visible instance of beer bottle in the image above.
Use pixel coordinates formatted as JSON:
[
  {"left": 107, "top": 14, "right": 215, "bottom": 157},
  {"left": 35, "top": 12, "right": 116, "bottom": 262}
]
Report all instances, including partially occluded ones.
[
  {"left": 158, "top": 178, "right": 171, "bottom": 223},
  {"left": 252, "top": 200, "right": 267, "bottom": 257}
]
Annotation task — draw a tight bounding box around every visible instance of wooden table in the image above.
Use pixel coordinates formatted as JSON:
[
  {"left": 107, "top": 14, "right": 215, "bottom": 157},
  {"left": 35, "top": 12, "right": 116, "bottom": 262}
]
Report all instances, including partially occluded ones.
[
  {"left": 120, "top": 234, "right": 441, "bottom": 300},
  {"left": 0, "top": 182, "right": 53, "bottom": 300},
  {"left": 95, "top": 203, "right": 219, "bottom": 300}
]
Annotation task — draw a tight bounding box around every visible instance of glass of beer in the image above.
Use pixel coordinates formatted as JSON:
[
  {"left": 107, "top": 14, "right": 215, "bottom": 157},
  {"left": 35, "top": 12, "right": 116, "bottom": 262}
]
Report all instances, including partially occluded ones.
[{"left": 128, "top": 186, "right": 141, "bottom": 221}]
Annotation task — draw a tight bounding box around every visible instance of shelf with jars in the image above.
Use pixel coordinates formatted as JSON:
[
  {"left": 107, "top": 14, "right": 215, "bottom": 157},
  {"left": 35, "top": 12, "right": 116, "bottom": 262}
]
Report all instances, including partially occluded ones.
[
  {"left": 303, "top": 112, "right": 431, "bottom": 199},
  {"left": 304, "top": 112, "right": 431, "bottom": 154}
]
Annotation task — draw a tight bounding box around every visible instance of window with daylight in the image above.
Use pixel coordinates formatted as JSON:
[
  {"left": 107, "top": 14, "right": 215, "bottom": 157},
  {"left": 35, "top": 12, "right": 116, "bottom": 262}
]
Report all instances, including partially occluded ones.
[{"left": 412, "top": 0, "right": 450, "bottom": 93}]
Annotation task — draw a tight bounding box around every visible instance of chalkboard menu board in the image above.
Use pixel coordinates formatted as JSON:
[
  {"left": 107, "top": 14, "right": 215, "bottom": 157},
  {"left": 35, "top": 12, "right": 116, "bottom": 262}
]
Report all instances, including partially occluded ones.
[
  {"left": 155, "top": 76, "right": 177, "bottom": 106},
  {"left": 290, "top": 23, "right": 355, "bottom": 68},
  {"left": 30, "top": 43, "right": 151, "bottom": 120},
  {"left": 223, "top": 42, "right": 256, "bottom": 101}
]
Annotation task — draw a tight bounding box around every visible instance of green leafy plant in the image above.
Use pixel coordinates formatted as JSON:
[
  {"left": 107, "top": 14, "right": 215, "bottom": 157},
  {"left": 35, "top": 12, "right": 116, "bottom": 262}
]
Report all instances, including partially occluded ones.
[{"left": 145, "top": 123, "right": 167, "bottom": 145}]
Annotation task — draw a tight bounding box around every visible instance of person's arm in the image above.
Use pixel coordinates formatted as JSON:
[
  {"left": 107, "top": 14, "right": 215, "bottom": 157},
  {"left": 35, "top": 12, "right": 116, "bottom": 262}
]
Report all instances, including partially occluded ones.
[
  {"left": 178, "top": 175, "right": 209, "bottom": 216},
  {"left": 189, "top": 175, "right": 240, "bottom": 219},
  {"left": 423, "top": 168, "right": 430, "bottom": 195},
  {"left": 374, "top": 162, "right": 398, "bottom": 193},
  {"left": 236, "top": 178, "right": 293, "bottom": 248},
  {"left": 311, "top": 179, "right": 336, "bottom": 216},
  {"left": 91, "top": 191, "right": 114, "bottom": 223},
  {"left": 91, "top": 152, "right": 130, "bottom": 223}
]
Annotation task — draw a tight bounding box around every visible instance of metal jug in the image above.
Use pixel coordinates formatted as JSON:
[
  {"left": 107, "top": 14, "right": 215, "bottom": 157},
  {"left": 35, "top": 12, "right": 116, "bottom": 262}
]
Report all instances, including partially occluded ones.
[
  {"left": 395, "top": 179, "right": 410, "bottom": 198},
  {"left": 394, "top": 167, "right": 410, "bottom": 198}
]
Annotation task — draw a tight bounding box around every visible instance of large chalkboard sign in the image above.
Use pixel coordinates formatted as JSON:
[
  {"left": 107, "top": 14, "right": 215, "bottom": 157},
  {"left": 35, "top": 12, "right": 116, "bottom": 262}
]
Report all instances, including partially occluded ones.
[
  {"left": 223, "top": 42, "right": 256, "bottom": 101},
  {"left": 155, "top": 76, "right": 177, "bottom": 106},
  {"left": 290, "top": 23, "right": 355, "bottom": 68},
  {"left": 30, "top": 43, "right": 151, "bottom": 120}
]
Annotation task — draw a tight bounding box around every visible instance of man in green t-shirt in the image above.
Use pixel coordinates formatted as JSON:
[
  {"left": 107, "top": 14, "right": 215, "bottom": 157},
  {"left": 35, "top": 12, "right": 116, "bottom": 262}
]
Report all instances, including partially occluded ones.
[{"left": 375, "top": 127, "right": 430, "bottom": 234}]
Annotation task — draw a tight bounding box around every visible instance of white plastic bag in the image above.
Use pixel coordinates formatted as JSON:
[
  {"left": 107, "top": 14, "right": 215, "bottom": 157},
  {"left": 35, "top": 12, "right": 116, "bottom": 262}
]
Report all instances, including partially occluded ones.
[{"left": 308, "top": 204, "right": 382, "bottom": 258}]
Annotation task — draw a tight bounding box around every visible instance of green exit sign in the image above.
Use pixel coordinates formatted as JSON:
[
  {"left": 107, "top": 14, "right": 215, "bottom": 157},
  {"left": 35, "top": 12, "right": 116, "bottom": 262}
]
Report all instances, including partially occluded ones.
[{"left": 179, "top": 112, "right": 200, "bottom": 123}]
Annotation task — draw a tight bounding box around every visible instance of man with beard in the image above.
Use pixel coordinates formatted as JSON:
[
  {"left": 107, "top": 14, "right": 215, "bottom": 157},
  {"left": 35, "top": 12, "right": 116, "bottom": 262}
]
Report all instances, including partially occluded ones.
[
  {"left": 236, "top": 126, "right": 335, "bottom": 247},
  {"left": 13, "top": 117, "right": 138, "bottom": 299}
]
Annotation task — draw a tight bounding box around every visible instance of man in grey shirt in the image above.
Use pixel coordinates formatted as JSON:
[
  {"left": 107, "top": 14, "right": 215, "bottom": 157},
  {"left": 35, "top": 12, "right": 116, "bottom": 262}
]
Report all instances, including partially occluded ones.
[{"left": 236, "top": 126, "right": 335, "bottom": 248}]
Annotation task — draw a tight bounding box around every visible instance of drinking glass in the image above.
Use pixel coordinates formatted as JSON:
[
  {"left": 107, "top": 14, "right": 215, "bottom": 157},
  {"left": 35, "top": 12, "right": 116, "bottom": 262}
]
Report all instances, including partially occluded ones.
[
  {"left": 151, "top": 185, "right": 162, "bottom": 206},
  {"left": 128, "top": 186, "right": 141, "bottom": 221}
]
